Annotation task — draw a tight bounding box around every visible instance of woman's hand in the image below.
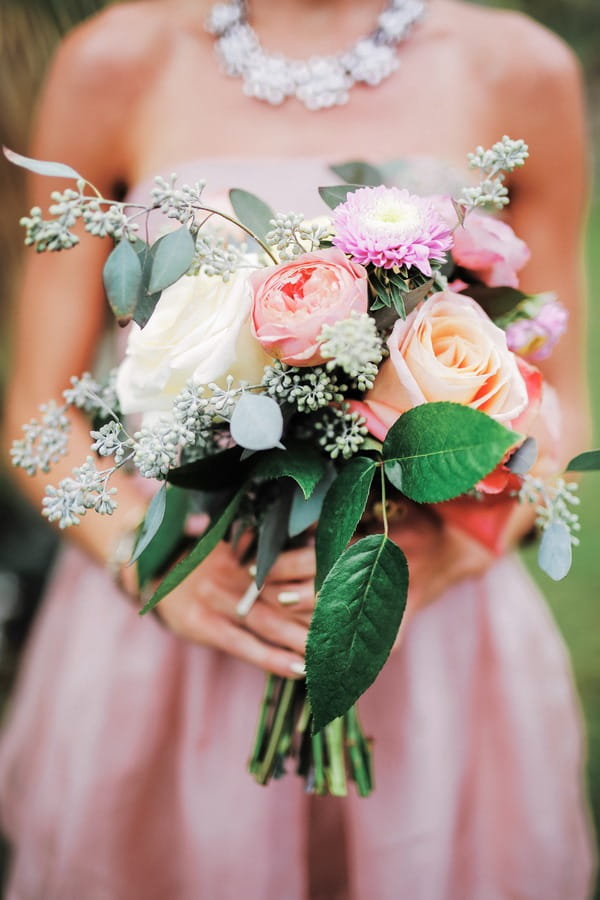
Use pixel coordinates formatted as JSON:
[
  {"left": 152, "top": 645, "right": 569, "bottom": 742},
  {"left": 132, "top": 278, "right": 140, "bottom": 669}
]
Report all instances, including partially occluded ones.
[{"left": 152, "top": 541, "right": 316, "bottom": 679}]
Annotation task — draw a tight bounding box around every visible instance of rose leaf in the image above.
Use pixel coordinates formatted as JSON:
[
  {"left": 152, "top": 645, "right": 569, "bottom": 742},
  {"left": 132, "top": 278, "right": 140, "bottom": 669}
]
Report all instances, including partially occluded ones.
[
  {"left": 383, "top": 402, "right": 519, "bottom": 503},
  {"left": 307, "top": 534, "right": 408, "bottom": 733}
]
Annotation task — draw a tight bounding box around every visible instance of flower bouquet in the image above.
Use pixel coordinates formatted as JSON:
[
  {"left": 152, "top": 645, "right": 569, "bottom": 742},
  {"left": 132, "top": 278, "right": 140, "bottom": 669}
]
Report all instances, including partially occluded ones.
[{"left": 7, "top": 136, "right": 597, "bottom": 796}]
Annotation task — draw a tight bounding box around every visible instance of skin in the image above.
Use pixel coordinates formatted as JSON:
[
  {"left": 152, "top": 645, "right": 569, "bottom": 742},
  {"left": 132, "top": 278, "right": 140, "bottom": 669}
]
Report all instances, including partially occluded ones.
[{"left": 3, "top": 0, "right": 590, "bottom": 676}]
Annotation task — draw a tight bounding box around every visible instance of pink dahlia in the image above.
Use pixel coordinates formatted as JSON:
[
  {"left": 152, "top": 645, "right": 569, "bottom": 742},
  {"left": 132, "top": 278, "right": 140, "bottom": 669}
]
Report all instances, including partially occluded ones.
[{"left": 331, "top": 186, "right": 453, "bottom": 275}]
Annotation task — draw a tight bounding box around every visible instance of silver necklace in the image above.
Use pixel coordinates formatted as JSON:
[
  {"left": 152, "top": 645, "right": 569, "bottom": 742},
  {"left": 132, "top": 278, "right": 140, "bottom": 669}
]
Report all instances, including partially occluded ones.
[{"left": 206, "top": 0, "right": 426, "bottom": 111}]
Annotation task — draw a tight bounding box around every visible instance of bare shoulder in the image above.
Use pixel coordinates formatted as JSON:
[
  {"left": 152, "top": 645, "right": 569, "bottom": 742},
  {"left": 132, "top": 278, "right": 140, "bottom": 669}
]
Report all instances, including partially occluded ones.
[{"left": 432, "top": 0, "right": 581, "bottom": 86}]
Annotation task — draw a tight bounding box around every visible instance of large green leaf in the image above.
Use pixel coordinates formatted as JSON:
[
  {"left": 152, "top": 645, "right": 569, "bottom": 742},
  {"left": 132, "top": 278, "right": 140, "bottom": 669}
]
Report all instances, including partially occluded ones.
[
  {"left": 318, "top": 184, "right": 363, "bottom": 210},
  {"left": 167, "top": 447, "right": 246, "bottom": 491},
  {"left": 315, "top": 456, "right": 377, "bottom": 591},
  {"left": 307, "top": 535, "right": 408, "bottom": 733},
  {"left": 288, "top": 464, "right": 336, "bottom": 538},
  {"left": 383, "top": 402, "right": 519, "bottom": 503},
  {"left": 329, "top": 161, "right": 384, "bottom": 187},
  {"left": 251, "top": 443, "right": 328, "bottom": 500},
  {"left": 567, "top": 450, "right": 600, "bottom": 472},
  {"left": 136, "top": 486, "right": 190, "bottom": 588},
  {"left": 460, "top": 285, "right": 528, "bottom": 320},
  {"left": 140, "top": 490, "right": 242, "bottom": 613},
  {"left": 255, "top": 487, "right": 294, "bottom": 589},
  {"left": 148, "top": 226, "right": 195, "bottom": 294},
  {"left": 229, "top": 188, "right": 274, "bottom": 242},
  {"left": 102, "top": 238, "right": 143, "bottom": 325}
]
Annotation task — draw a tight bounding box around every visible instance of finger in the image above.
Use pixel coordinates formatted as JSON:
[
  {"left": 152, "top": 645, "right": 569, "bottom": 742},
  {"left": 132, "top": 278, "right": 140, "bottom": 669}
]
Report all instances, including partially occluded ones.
[
  {"left": 260, "top": 580, "right": 315, "bottom": 614},
  {"left": 265, "top": 546, "right": 316, "bottom": 582},
  {"left": 206, "top": 614, "right": 306, "bottom": 679},
  {"left": 245, "top": 602, "right": 308, "bottom": 657}
]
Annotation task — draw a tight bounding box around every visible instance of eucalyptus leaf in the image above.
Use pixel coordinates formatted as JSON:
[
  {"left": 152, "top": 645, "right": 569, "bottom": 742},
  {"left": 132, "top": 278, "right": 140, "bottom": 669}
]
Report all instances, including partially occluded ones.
[
  {"left": 102, "top": 239, "right": 143, "bottom": 325},
  {"left": 137, "top": 486, "right": 190, "bottom": 588},
  {"left": 130, "top": 483, "right": 167, "bottom": 566},
  {"left": 288, "top": 465, "right": 336, "bottom": 538},
  {"left": 538, "top": 521, "right": 572, "bottom": 581},
  {"left": 507, "top": 437, "right": 538, "bottom": 475},
  {"left": 315, "top": 456, "right": 377, "bottom": 591},
  {"left": 3, "top": 146, "right": 82, "bottom": 181},
  {"left": 229, "top": 188, "right": 275, "bottom": 242},
  {"left": 329, "top": 161, "right": 384, "bottom": 187},
  {"left": 256, "top": 487, "right": 294, "bottom": 589},
  {"left": 307, "top": 534, "right": 408, "bottom": 732},
  {"left": 230, "top": 393, "right": 284, "bottom": 451},
  {"left": 140, "top": 490, "right": 242, "bottom": 613},
  {"left": 383, "top": 402, "right": 519, "bottom": 503},
  {"left": 318, "top": 184, "right": 363, "bottom": 210},
  {"left": 566, "top": 450, "right": 600, "bottom": 472},
  {"left": 148, "top": 227, "right": 195, "bottom": 294},
  {"left": 251, "top": 442, "right": 328, "bottom": 500},
  {"left": 131, "top": 238, "right": 162, "bottom": 328}
]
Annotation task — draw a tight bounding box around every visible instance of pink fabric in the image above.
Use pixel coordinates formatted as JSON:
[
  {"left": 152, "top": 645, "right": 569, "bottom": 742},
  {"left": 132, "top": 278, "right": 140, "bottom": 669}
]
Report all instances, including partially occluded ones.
[{"left": 0, "top": 159, "right": 594, "bottom": 898}]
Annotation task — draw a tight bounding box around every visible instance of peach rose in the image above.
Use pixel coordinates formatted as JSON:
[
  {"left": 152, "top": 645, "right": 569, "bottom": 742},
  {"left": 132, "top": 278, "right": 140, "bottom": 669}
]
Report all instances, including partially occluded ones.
[
  {"left": 451, "top": 212, "right": 530, "bottom": 288},
  {"left": 250, "top": 249, "right": 368, "bottom": 366},
  {"left": 354, "top": 291, "right": 528, "bottom": 440}
]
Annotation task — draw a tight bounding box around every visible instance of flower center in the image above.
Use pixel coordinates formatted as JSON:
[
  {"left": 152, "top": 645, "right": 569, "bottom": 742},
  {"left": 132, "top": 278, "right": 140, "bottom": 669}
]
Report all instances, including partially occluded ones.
[{"left": 366, "top": 198, "right": 423, "bottom": 240}]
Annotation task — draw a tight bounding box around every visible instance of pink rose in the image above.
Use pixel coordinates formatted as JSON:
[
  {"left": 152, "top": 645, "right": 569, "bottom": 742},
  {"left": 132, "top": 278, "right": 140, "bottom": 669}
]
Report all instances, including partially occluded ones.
[
  {"left": 352, "top": 291, "right": 528, "bottom": 440},
  {"left": 452, "top": 212, "right": 530, "bottom": 288},
  {"left": 250, "top": 249, "right": 368, "bottom": 366}
]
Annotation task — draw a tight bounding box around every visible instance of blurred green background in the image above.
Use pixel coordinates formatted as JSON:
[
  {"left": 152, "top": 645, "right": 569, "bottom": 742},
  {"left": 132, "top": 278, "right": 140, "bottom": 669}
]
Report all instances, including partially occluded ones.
[{"left": 0, "top": 0, "right": 598, "bottom": 891}]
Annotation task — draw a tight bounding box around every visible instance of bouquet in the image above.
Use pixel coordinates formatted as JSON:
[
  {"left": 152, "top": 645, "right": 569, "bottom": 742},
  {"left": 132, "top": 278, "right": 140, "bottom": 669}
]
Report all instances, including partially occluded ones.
[{"left": 7, "top": 136, "right": 598, "bottom": 797}]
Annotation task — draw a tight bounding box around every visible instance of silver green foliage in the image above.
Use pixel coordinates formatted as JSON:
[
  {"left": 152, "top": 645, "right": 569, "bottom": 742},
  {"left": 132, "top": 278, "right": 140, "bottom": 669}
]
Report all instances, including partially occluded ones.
[
  {"left": 262, "top": 360, "right": 346, "bottom": 412},
  {"left": 460, "top": 135, "right": 529, "bottom": 212},
  {"left": 315, "top": 405, "right": 368, "bottom": 460},
  {"left": 519, "top": 475, "right": 581, "bottom": 545},
  {"left": 265, "top": 212, "right": 332, "bottom": 260},
  {"left": 319, "top": 312, "right": 384, "bottom": 390}
]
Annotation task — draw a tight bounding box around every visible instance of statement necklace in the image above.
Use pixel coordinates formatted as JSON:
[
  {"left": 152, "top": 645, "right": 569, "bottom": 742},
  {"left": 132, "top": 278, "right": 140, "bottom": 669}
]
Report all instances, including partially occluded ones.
[{"left": 206, "top": 0, "right": 426, "bottom": 111}]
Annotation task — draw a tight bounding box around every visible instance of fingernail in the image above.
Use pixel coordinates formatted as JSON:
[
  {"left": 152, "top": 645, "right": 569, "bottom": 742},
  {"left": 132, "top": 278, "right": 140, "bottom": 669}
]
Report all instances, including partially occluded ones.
[
  {"left": 278, "top": 590, "right": 300, "bottom": 605},
  {"left": 235, "top": 582, "right": 260, "bottom": 618},
  {"left": 248, "top": 563, "right": 257, "bottom": 578},
  {"left": 289, "top": 661, "right": 306, "bottom": 677}
]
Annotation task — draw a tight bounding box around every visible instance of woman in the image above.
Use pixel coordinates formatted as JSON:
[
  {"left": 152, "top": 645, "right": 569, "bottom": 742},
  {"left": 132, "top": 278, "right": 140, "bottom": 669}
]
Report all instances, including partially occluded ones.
[{"left": 0, "top": 0, "right": 594, "bottom": 897}]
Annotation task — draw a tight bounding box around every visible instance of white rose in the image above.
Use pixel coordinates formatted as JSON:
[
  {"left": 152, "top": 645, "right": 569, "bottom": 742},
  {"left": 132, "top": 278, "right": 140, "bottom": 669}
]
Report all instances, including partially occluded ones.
[{"left": 116, "top": 267, "right": 272, "bottom": 416}]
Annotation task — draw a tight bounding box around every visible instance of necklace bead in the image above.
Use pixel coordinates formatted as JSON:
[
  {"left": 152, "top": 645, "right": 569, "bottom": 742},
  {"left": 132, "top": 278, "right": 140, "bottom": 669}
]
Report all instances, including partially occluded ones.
[{"left": 206, "top": 0, "right": 426, "bottom": 111}]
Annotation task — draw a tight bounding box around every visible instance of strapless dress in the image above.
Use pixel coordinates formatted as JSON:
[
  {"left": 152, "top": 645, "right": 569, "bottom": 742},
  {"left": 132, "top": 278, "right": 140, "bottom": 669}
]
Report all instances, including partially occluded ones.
[{"left": 0, "top": 157, "right": 594, "bottom": 900}]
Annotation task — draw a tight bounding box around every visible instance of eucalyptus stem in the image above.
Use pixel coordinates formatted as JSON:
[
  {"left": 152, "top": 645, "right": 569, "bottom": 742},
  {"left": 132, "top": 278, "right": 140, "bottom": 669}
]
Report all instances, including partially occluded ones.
[
  {"left": 254, "top": 678, "right": 296, "bottom": 785},
  {"left": 197, "top": 205, "right": 278, "bottom": 264},
  {"left": 248, "top": 673, "right": 277, "bottom": 775},
  {"left": 323, "top": 717, "right": 348, "bottom": 797}
]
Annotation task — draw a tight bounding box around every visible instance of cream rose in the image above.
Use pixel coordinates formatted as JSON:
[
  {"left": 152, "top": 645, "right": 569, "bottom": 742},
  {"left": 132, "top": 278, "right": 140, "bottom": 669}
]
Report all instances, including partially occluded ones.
[
  {"left": 360, "top": 291, "right": 528, "bottom": 437},
  {"left": 116, "top": 267, "right": 271, "bottom": 416}
]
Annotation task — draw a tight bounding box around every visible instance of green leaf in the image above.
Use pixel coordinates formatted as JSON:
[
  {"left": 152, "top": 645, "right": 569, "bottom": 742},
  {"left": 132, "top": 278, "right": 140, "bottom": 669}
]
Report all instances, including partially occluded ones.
[
  {"left": 460, "top": 285, "right": 528, "bottom": 320},
  {"left": 136, "top": 486, "right": 190, "bottom": 588},
  {"left": 566, "top": 450, "right": 600, "bottom": 472},
  {"left": 167, "top": 447, "right": 246, "bottom": 491},
  {"left": 383, "top": 402, "right": 519, "bottom": 503},
  {"left": 130, "top": 483, "right": 167, "bottom": 565},
  {"left": 102, "top": 239, "right": 143, "bottom": 325},
  {"left": 3, "top": 146, "right": 82, "bottom": 180},
  {"left": 229, "top": 188, "right": 275, "bottom": 242},
  {"left": 148, "top": 227, "right": 195, "bottom": 294},
  {"left": 307, "top": 535, "right": 408, "bottom": 732},
  {"left": 131, "top": 238, "right": 161, "bottom": 328},
  {"left": 255, "top": 487, "right": 294, "bottom": 589},
  {"left": 315, "top": 456, "right": 377, "bottom": 591},
  {"left": 403, "top": 278, "right": 434, "bottom": 315},
  {"left": 251, "top": 443, "right": 328, "bottom": 500},
  {"left": 538, "top": 522, "right": 572, "bottom": 581},
  {"left": 230, "top": 393, "right": 284, "bottom": 451},
  {"left": 318, "top": 184, "right": 363, "bottom": 210},
  {"left": 288, "top": 465, "right": 336, "bottom": 538},
  {"left": 140, "top": 490, "right": 242, "bottom": 613},
  {"left": 329, "top": 161, "right": 384, "bottom": 187}
]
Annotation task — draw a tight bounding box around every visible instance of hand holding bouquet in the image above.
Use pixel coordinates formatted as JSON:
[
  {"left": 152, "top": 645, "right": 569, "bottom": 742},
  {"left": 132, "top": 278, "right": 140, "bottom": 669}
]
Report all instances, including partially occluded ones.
[{"left": 7, "top": 136, "right": 595, "bottom": 795}]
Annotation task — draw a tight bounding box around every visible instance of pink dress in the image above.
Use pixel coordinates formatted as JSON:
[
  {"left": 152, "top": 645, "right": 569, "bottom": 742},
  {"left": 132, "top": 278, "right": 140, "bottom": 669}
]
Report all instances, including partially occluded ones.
[{"left": 0, "top": 158, "right": 595, "bottom": 900}]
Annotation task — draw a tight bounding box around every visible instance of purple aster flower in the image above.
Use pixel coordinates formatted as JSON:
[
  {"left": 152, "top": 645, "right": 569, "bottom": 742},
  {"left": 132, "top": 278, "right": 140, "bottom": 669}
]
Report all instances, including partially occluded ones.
[
  {"left": 505, "top": 296, "right": 568, "bottom": 362},
  {"left": 331, "top": 186, "right": 453, "bottom": 276}
]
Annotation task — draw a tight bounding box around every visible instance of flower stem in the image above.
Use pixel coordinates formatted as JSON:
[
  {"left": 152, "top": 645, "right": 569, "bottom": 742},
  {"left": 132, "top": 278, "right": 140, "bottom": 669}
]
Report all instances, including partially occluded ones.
[
  {"left": 254, "top": 678, "right": 296, "bottom": 785},
  {"left": 248, "top": 673, "right": 277, "bottom": 776},
  {"left": 345, "top": 705, "right": 373, "bottom": 797},
  {"left": 323, "top": 717, "right": 348, "bottom": 797}
]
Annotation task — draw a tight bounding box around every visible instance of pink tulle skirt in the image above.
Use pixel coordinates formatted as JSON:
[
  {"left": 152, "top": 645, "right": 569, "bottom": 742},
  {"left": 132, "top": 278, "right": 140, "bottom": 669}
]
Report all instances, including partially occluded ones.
[{"left": 0, "top": 546, "right": 594, "bottom": 899}]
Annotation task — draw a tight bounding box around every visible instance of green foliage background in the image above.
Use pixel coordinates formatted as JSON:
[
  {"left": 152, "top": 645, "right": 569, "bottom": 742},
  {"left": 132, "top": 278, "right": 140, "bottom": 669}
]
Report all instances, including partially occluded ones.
[{"left": 0, "top": 0, "right": 598, "bottom": 886}]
